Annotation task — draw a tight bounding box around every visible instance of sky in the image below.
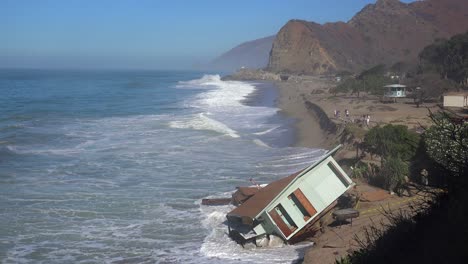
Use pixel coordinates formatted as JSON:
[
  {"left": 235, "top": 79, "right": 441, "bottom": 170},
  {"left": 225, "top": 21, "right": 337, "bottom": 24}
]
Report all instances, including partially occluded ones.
[{"left": 0, "top": 0, "right": 414, "bottom": 70}]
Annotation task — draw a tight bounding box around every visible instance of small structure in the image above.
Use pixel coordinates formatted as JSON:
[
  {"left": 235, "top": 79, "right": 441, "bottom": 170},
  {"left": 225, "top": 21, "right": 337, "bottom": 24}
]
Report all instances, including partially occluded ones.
[
  {"left": 443, "top": 92, "right": 468, "bottom": 108},
  {"left": 332, "top": 208, "right": 360, "bottom": 226},
  {"left": 383, "top": 84, "right": 407, "bottom": 101},
  {"left": 226, "top": 145, "right": 353, "bottom": 245}
]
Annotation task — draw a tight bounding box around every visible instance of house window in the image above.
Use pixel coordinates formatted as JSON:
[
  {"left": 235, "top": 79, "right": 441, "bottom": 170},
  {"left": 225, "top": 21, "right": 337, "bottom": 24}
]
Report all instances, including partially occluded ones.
[
  {"left": 274, "top": 204, "right": 297, "bottom": 231},
  {"left": 288, "top": 188, "right": 317, "bottom": 221},
  {"left": 289, "top": 193, "right": 312, "bottom": 221},
  {"left": 328, "top": 162, "right": 350, "bottom": 187}
]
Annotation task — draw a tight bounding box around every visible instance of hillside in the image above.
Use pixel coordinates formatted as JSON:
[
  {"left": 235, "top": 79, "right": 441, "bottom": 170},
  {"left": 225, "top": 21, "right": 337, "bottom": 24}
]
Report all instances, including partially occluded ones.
[
  {"left": 210, "top": 35, "right": 275, "bottom": 71},
  {"left": 268, "top": 0, "right": 468, "bottom": 74}
]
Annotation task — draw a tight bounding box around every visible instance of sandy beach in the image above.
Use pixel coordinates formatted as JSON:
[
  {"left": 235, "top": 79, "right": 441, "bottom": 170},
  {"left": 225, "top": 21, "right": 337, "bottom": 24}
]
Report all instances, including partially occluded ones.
[{"left": 276, "top": 75, "right": 439, "bottom": 150}]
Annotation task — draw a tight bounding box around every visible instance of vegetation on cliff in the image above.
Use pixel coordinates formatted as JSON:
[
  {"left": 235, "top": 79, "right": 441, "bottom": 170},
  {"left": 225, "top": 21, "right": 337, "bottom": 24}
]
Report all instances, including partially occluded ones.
[
  {"left": 419, "top": 31, "right": 468, "bottom": 86},
  {"left": 357, "top": 124, "right": 418, "bottom": 193},
  {"left": 336, "top": 109, "right": 468, "bottom": 264},
  {"left": 330, "top": 64, "right": 393, "bottom": 96}
]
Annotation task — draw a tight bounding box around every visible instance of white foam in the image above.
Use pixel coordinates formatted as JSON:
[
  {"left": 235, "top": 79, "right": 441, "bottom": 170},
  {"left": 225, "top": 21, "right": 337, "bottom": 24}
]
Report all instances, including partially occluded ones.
[
  {"left": 253, "top": 126, "right": 280, "bottom": 135},
  {"left": 253, "top": 139, "right": 270, "bottom": 148},
  {"left": 171, "top": 74, "right": 285, "bottom": 147},
  {"left": 198, "top": 201, "right": 309, "bottom": 263},
  {"left": 176, "top": 74, "right": 223, "bottom": 88},
  {"left": 178, "top": 74, "right": 274, "bottom": 117},
  {"left": 169, "top": 113, "right": 240, "bottom": 138}
]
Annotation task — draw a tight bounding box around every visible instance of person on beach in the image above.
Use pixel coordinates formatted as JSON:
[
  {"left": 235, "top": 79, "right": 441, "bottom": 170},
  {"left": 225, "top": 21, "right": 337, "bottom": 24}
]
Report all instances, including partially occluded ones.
[
  {"left": 366, "top": 115, "right": 370, "bottom": 127},
  {"left": 420, "top": 169, "right": 429, "bottom": 186},
  {"left": 334, "top": 109, "right": 337, "bottom": 118},
  {"left": 345, "top": 109, "right": 349, "bottom": 118}
]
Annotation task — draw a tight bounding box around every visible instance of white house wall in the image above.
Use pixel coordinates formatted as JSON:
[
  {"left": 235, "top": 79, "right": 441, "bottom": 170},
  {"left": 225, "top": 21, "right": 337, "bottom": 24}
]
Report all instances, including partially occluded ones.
[
  {"left": 260, "top": 156, "right": 352, "bottom": 240},
  {"left": 444, "top": 95, "right": 467, "bottom": 108}
]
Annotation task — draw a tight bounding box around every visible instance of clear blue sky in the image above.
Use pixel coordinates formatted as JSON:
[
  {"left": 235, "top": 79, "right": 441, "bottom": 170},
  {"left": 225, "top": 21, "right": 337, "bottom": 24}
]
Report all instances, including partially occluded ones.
[{"left": 0, "top": 0, "right": 414, "bottom": 70}]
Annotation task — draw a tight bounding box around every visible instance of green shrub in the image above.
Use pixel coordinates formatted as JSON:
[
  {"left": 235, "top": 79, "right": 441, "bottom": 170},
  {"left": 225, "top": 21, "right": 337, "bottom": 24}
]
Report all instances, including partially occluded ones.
[
  {"left": 363, "top": 124, "right": 419, "bottom": 161},
  {"left": 380, "top": 156, "right": 409, "bottom": 192}
]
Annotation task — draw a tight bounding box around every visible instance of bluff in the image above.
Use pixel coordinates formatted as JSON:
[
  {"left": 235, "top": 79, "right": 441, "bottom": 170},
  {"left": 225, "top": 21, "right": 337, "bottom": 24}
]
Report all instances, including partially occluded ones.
[
  {"left": 268, "top": 0, "right": 468, "bottom": 74},
  {"left": 210, "top": 35, "right": 275, "bottom": 71}
]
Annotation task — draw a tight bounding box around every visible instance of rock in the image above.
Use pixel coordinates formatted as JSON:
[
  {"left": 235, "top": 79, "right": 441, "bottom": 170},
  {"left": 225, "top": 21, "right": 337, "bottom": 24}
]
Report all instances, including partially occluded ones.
[{"left": 268, "top": 235, "right": 286, "bottom": 247}]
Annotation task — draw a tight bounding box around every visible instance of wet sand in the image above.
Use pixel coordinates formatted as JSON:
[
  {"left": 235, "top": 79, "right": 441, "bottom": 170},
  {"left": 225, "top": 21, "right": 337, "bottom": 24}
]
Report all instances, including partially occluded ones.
[{"left": 276, "top": 76, "right": 333, "bottom": 149}]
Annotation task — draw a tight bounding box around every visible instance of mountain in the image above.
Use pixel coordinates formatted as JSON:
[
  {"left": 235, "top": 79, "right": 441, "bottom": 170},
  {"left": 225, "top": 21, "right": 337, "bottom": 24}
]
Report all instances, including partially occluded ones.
[
  {"left": 210, "top": 35, "right": 275, "bottom": 71},
  {"left": 267, "top": 0, "right": 468, "bottom": 75}
]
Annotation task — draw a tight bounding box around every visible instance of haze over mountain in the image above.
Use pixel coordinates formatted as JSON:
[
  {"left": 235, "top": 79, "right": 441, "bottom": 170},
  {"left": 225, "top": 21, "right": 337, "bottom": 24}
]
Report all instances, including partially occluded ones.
[{"left": 209, "top": 36, "right": 275, "bottom": 71}]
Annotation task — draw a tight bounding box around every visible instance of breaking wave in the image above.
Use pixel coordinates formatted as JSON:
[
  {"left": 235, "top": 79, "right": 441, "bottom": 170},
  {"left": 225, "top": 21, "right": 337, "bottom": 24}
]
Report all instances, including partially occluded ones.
[{"left": 169, "top": 113, "right": 240, "bottom": 138}]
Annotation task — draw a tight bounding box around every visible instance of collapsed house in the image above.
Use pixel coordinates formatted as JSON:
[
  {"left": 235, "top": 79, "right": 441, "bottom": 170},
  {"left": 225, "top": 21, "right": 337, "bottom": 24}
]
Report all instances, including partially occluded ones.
[{"left": 226, "top": 145, "right": 353, "bottom": 245}]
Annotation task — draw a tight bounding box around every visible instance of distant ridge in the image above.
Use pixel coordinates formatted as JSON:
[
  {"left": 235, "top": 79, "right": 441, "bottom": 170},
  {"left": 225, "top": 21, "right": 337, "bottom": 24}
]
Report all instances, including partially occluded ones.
[
  {"left": 267, "top": 0, "right": 468, "bottom": 74},
  {"left": 210, "top": 35, "right": 275, "bottom": 72}
]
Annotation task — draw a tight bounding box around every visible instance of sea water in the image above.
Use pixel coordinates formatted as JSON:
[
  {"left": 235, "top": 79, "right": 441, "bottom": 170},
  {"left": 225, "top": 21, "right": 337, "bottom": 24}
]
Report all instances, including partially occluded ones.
[{"left": 0, "top": 69, "right": 325, "bottom": 263}]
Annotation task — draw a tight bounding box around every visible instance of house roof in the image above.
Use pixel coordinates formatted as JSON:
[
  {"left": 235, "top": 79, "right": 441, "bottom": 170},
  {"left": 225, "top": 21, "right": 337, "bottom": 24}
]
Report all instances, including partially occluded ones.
[
  {"left": 232, "top": 186, "right": 260, "bottom": 205},
  {"left": 444, "top": 91, "right": 468, "bottom": 96},
  {"left": 227, "top": 171, "right": 302, "bottom": 220},
  {"left": 384, "top": 84, "right": 406, "bottom": 88}
]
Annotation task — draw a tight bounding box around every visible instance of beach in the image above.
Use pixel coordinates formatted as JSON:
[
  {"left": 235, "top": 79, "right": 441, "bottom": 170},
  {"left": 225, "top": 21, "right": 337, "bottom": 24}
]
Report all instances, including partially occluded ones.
[{"left": 275, "top": 75, "right": 438, "bottom": 150}]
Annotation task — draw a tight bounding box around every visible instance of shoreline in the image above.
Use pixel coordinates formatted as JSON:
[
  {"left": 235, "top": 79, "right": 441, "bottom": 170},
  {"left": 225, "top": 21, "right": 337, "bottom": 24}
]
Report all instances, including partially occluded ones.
[
  {"left": 243, "top": 80, "right": 297, "bottom": 148},
  {"left": 275, "top": 76, "right": 337, "bottom": 150},
  {"left": 227, "top": 71, "right": 441, "bottom": 263},
  {"left": 273, "top": 75, "right": 439, "bottom": 151}
]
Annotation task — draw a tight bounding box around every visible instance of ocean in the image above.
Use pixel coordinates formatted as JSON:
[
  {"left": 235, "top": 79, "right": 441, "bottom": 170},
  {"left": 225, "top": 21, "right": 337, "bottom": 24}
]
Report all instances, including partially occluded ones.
[{"left": 0, "top": 69, "right": 325, "bottom": 263}]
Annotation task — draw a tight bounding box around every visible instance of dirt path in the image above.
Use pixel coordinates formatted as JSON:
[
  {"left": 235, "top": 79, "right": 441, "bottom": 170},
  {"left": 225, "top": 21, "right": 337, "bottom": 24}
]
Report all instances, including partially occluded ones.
[{"left": 301, "top": 185, "right": 428, "bottom": 264}]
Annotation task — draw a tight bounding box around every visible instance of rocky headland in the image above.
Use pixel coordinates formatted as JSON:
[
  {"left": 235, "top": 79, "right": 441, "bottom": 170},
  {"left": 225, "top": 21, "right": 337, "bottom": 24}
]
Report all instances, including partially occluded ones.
[
  {"left": 268, "top": 0, "right": 468, "bottom": 74},
  {"left": 213, "top": 0, "right": 468, "bottom": 75}
]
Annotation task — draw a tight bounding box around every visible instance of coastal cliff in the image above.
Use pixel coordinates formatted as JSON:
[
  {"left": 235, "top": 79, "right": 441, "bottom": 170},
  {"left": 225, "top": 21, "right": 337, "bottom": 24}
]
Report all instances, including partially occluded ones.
[
  {"left": 268, "top": 0, "right": 468, "bottom": 74},
  {"left": 210, "top": 36, "right": 275, "bottom": 71}
]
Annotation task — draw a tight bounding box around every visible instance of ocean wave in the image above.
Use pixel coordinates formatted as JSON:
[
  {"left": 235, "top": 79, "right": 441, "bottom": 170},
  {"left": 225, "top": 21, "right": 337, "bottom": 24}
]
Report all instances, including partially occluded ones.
[
  {"left": 253, "top": 139, "right": 270, "bottom": 148},
  {"left": 169, "top": 113, "right": 240, "bottom": 138},
  {"left": 253, "top": 126, "right": 280, "bottom": 135},
  {"left": 177, "top": 74, "right": 258, "bottom": 110},
  {"left": 0, "top": 145, "right": 18, "bottom": 158},
  {"left": 176, "top": 74, "right": 222, "bottom": 88}
]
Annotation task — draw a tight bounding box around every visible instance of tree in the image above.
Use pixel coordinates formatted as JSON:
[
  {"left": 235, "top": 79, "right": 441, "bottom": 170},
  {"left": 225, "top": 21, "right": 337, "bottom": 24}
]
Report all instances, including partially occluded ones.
[
  {"left": 423, "top": 112, "right": 468, "bottom": 182},
  {"left": 363, "top": 124, "right": 419, "bottom": 161},
  {"left": 358, "top": 64, "right": 387, "bottom": 79},
  {"left": 419, "top": 31, "right": 468, "bottom": 86},
  {"left": 331, "top": 65, "right": 394, "bottom": 97},
  {"left": 381, "top": 156, "right": 409, "bottom": 193},
  {"left": 406, "top": 72, "right": 459, "bottom": 102},
  {"left": 362, "top": 75, "right": 393, "bottom": 96},
  {"left": 331, "top": 77, "right": 358, "bottom": 95}
]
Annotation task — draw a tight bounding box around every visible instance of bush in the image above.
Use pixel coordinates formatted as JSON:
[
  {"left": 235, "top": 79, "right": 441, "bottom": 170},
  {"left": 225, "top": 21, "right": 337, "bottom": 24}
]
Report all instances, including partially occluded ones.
[
  {"left": 380, "top": 156, "right": 408, "bottom": 193},
  {"left": 423, "top": 112, "right": 468, "bottom": 179},
  {"left": 363, "top": 124, "right": 419, "bottom": 161}
]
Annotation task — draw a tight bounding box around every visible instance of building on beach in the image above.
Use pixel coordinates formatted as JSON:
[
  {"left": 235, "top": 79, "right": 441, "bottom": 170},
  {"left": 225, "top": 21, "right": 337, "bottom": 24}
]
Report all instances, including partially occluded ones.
[
  {"left": 384, "top": 84, "right": 406, "bottom": 98},
  {"left": 226, "top": 145, "right": 353, "bottom": 245},
  {"left": 443, "top": 92, "right": 468, "bottom": 108}
]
